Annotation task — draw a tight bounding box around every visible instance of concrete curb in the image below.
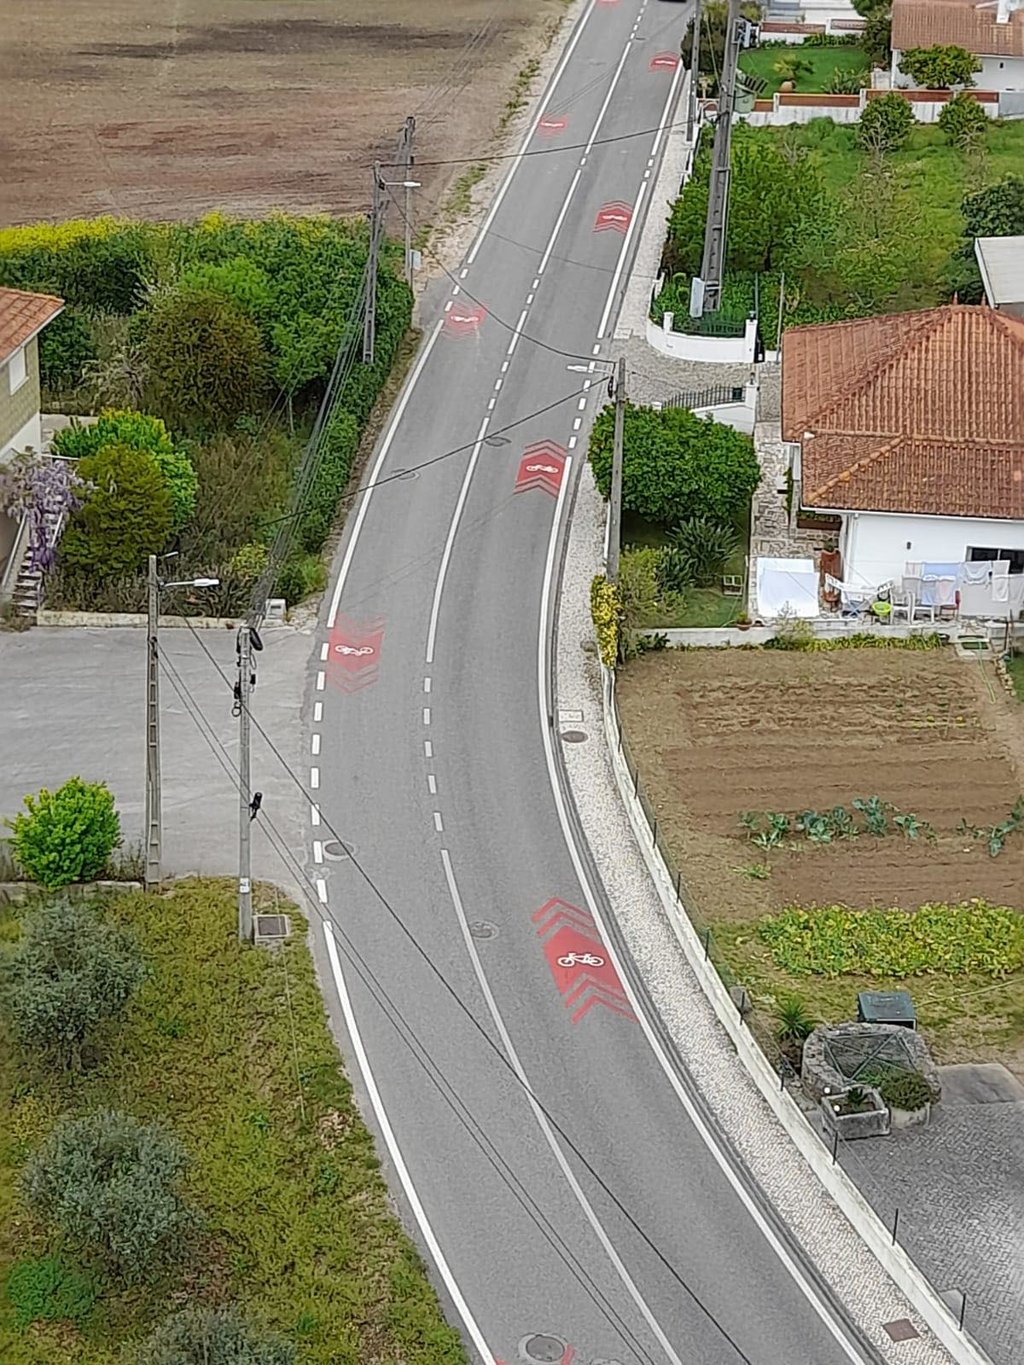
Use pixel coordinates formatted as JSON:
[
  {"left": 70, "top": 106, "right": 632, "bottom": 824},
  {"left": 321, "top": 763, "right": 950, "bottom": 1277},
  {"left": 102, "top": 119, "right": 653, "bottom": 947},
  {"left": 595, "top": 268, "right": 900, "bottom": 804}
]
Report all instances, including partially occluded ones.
[
  {"left": 37, "top": 610, "right": 246, "bottom": 629},
  {"left": 597, "top": 664, "right": 995, "bottom": 1365}
]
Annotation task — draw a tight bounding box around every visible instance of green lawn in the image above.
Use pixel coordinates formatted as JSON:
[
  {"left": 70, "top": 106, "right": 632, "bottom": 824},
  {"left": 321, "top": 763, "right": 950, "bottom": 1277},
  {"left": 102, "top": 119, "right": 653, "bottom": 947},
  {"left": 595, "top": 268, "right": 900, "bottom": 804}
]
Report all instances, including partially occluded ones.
[
  {"left": 739, "top": 45, "right": 870, "bottom": 97},
  {"left": 0, "top": 882, "right": 465, "bottom": 1365}
]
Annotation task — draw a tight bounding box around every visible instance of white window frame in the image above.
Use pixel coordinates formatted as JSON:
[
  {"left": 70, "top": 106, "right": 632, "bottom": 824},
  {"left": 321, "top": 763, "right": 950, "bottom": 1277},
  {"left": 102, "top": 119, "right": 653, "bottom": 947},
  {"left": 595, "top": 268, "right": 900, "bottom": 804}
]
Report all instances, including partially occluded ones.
[{"left": 8, "top": 345, "right": 27, "bottom": 395}]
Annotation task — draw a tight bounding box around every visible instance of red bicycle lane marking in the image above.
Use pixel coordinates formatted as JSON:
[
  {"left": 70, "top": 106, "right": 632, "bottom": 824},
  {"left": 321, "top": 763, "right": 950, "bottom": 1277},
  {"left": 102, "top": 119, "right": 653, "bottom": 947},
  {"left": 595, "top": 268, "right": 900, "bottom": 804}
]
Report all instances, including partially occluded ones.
[
  {"left": 327, "top": 616, "right": 385, "bottom": 695},
  {"left": 533, "top": 902, "right": 636, "bottom": 1025},
  {"left": 514, "top": 440, "right": 567, "bottom": 497}
]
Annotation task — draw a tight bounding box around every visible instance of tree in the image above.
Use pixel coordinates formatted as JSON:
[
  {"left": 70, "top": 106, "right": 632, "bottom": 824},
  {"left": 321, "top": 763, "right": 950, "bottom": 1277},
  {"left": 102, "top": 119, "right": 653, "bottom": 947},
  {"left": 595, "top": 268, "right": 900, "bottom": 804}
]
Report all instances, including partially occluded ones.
[
  {"left": 59, "top": 443, "right": 172, "bottom": 578},
  {"left": 853, "top": 0, "right": 892, "bottom": 66},
  {"left": 22, "top": 1110, "right": 198, "bottom": 1284},
  {"left": 142, "top": 285, "right": 271, "bottom": 433},
  {"left": 131, "top": 1307, "right": 296, "bottom": 1365},
  {"left": 0, "top": 897, "right": 144, "bottom": 1067},
  {"left": 588, "top": 404, "right": 761, "bottom": 526},
  {"left": 7, "top": 777, "right": 122, "bottom": 890},
  {"left": 938, "top": 92, "right": 989, "bottom": 149},
  {"left": 899, "top": 44, "right": 979, "bottom": 89},
  {"left": 858, "top": 93, "right": 914, "bottom": 153},
  {"left": 943, "top": 175, "right": 1024, "bottom": 302},
  {"left": 53, "top": 410, "right": 197, "bottom": 530}
]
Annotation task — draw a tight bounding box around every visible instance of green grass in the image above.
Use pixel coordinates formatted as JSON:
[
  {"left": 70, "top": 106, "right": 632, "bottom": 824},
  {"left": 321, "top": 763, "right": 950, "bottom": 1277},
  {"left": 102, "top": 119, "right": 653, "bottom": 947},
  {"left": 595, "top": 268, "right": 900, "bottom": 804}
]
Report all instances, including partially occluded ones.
[
  {"left": 738, "top": 46, "right": 870, "bottom": 96},
  {"left": 0, "top": 882, "right": 465, "bottom": 1365},
  {"left": 1006, "top": 650, "right": 1024, "bottom": 701},
  {"left": 622, "top": 509, "right": 749, "bottom": 628}
]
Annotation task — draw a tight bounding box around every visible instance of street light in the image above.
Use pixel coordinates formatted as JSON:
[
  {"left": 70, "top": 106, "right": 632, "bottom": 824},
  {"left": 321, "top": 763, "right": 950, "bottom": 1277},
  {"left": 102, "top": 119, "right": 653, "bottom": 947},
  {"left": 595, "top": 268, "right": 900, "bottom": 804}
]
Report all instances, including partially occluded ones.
[
  {"left": 144, "top": 554, "right": 220, "bottom": 886},
  {"left": 376, "top": 165, "right": 422, "bottom": 288}
]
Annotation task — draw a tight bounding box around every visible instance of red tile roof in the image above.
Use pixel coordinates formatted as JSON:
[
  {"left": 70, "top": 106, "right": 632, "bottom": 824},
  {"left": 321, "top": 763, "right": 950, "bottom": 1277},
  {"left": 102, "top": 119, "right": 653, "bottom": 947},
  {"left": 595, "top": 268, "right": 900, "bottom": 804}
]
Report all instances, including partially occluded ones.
[
  {"left": 892, "top": 0, "right": 1024, "bottom": 58},
  {"left": 0, "top": 287, "right": 65, "bottom": 365},
  {"left": 781, "top": 305, "right": 1024, "bottom": 519}
]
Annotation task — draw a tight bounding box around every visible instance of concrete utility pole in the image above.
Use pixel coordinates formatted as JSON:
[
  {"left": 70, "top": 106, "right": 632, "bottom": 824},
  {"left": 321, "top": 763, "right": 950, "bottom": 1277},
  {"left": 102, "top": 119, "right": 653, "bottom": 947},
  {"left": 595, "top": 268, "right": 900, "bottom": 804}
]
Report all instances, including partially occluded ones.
[
  {"left": 236, "top": 624, "right": 254, "bottom": 943},
  {"left": 608, "top": 356, "right": 627, "bottom": 585},
  {"left": 699, "top": 0, "right": 742, "bottom": 312},
  {"left": 144, "top": 555, "right": 161, "bottom": 886},
  {"left": 401, "top": 115, "right": 416, "bottom": 288},
  {"left": 363, "top": 162, "right": 385, "bottom": 366},
  {"left": 686, "top": 0, "right": 703, "bottom": 145}
]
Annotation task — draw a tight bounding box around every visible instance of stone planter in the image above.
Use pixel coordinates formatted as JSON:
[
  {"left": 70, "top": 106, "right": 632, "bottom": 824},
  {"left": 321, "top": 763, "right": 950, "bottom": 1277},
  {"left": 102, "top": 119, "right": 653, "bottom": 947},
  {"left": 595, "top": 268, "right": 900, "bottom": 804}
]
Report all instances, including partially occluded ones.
[
  {"left": 819, "top": 1088, "right": 890, "bottom": 1140},
  {"left": 889, "top": 1101, "right": 931, "bottom": 1131}
]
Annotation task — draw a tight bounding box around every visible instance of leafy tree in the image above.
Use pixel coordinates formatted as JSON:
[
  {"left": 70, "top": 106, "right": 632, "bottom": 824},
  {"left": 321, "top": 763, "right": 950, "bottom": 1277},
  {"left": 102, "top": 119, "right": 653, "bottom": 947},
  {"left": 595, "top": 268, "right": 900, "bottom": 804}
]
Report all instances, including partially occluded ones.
[
  {"left": 853, "top": 0, "right": 892, "bottom": 66},
  {"left": 53, "top": 410, "right": 197, "bottom": 530},
  {"left": 589, "top": 404, "right": 761, "bottom": 526},
  {"left": 938, "top": 92, "right": 989, "bottom": 149},
  {"left": 858, "top": 93, "right": 914, "bottom": 153},
  {"left": 298, "top": 409, "right": 359, "bottom": 553},
  {"left": 142, "top": 285, "right": 271, "bottom": 432},
  {"left": 943, "top": 175, "right": 1024, "bottom": 302},
  {"left": 38, "top": 310, "right": 97, "bottom": 392},
  {"left": 899, "top": 44, "right": 979, "bottom": 89},
  {"left": 7, "top": 777, "right": 122, "bottom": 890},
  {"left": 130, "top": 1306, "right": 296, "bottom": 1365},
  {"left": 23, "top": 1110, "right": 198, "bottom": 1284},
  {"left": 59, "top": 443, "right": 172, "bottom": 578},
  {"left": 665, "top": 129, "right": 830, "bottom": 277},
  {"left": 0, "top": 896, "right": 143, "bottom": 1066}
]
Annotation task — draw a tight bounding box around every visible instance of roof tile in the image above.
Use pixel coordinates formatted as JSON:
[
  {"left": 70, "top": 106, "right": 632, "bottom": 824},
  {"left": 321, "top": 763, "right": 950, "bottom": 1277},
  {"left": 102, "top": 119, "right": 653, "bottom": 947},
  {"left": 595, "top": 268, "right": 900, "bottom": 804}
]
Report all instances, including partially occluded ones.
[
  {"left": 891, "top": 0, "right": 1024, "bottom": 59},
  {"left": 0, "top": 287, "right": 65, "bottom": 365}
]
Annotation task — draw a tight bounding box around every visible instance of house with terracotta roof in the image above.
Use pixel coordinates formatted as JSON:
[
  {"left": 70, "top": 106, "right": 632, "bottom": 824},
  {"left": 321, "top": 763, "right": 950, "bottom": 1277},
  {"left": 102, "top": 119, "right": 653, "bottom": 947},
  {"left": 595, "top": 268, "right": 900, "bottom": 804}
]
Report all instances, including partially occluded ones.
[
  {"left": 781, "top": 304, "right": 1024, "bottom": 592},
  {"left": 891, "top": 0, "right": 1024, "bottom": 92}
]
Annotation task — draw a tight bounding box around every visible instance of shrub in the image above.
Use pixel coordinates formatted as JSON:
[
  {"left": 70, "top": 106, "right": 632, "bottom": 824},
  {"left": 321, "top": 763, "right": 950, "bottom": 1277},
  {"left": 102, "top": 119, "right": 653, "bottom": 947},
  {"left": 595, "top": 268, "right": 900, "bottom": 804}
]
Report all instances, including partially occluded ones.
[
  {"left": 53, "top": 409, "right": 197, "bottom": 530},
  {"left": 0, "top": 896, "right": 145, "bottom": 1066},
  {"left": 142, "top": 285, "right": 272, "bottom": 432},
  {"left": 938, "top": 92, "right": 990, "bottom": 149},
  {"left": 130, "top": 1306, "right": 296, "bottom": 1365},
  {"left": 826, "top": 66, "right": 869, "bottom": 94},
  {"left": 298, "top": 409, "right": 359, "bottom": 553},
  {"left": 617, "top": 546, "right": 672, "bottom": 655},
  {"left": 7, "top": 776, "right": 122, "bottom": 888},
  {"left": 858, "top": 93, "right": 915, "bottom": 153},
  {"left": 776, "top": 994, "right": 816, "bottom": 1044},
  {"left": 22, "top": 1109, "right": 199, "bottom": 1284},
  {"left": 6, "top": 1255, "right": 97, "bottom": 1328},
  {"left": 590, "top": 574, "right": 620, "bottom": 667},
  {"left": 589, "top": 404, "right": 760, "bottom": 527},
  {"left": 662, "top": 515, "right": 738, "bottom": 589},
  {"left": 59, "top": 443, "right": 173, "bottom": 577},
  {"left": 0, "top": 219, "right": 153, "bottom": 314},
  {"left": 273, "top": 551, "right": 327, "bottom": 605},
  {"left": 899, "top": 44, "right": 979, "bottom": 89},
  {"left": 229, "top": 541, "right": 269, "bottom": 586},
  {"left": 38, "top": 309, "right": 97, "bottom": 391},
  {"left": 877, "top": 1068, "right": 937, "bottom": 1112}
]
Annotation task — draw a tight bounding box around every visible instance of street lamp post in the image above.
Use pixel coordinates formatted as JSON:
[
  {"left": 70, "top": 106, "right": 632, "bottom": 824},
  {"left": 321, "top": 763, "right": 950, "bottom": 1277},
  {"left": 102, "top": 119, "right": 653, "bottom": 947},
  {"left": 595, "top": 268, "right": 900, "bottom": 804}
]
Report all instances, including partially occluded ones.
[
  {"left": 144, "top": 555, "right": 220, "bottom": 886},
  {"left": 365, "top": 164, "right": 422, "bottom": 363}
]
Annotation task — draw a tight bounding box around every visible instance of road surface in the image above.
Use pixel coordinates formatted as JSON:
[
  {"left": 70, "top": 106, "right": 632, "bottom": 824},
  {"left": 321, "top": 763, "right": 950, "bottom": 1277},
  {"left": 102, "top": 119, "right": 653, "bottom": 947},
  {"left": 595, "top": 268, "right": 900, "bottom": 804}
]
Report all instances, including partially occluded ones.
[{"left": 312, "top": 3, "right": 882, "bottom": 1362}]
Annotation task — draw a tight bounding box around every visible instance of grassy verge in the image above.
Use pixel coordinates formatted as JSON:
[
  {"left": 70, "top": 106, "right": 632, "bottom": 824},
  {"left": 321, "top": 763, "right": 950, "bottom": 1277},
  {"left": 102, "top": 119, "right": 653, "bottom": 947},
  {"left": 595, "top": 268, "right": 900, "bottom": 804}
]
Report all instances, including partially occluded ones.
[
  {"left": 738, "top": 45, "right": 870, "bottom": 96},
  {"left": 0, "top": 881, "right": 465, "bottom": 1365}
]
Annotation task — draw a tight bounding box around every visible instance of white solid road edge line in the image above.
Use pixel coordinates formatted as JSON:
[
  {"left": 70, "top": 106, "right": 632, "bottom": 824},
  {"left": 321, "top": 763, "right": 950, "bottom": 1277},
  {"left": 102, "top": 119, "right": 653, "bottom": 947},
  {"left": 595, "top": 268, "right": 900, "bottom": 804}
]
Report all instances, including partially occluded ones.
[
  {"left": 322, "top": 923, "right": 496, "bottom": 1364},
  {"left": 537, "top": 505, "right": 868, "bottom": 1360},
  {"left": 439, "top": 843, "right": 686, "bottom": 1365}
]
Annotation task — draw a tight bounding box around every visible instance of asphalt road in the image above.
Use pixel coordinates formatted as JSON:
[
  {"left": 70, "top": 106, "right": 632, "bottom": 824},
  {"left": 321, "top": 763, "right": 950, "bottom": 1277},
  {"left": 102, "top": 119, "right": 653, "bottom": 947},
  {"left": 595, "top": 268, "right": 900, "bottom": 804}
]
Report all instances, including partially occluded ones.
[{"left": 311, "top": 3, "right": 883, "bottom": 1362}]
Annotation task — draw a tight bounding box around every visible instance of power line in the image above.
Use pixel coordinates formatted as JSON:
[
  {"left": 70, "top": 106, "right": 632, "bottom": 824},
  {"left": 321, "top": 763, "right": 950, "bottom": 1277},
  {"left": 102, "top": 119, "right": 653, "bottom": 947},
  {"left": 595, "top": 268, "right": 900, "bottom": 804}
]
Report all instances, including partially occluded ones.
[
  {"left": 399, "top": 117, "right": 692, "bottom": 170},
  {"left": 172, "top": 621, "right": 758, "bottom": 1365}
]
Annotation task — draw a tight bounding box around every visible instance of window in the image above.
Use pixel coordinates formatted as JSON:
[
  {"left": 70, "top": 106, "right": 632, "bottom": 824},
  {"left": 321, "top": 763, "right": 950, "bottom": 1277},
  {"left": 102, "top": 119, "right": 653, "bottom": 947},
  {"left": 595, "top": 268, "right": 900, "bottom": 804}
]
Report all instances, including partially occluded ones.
[
  {"left": 7, "top": 345, "right": 27, "bottom": 394},
  {"left": 968, "top": 545, "right": 1024, "bottom": 574}
]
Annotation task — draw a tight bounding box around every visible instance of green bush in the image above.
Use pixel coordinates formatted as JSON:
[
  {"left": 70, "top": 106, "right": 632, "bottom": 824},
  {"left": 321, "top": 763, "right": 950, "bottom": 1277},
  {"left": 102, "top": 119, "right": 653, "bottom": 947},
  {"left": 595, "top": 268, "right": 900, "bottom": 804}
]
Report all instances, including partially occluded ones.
[
  {"left": 7, "top": 777, "right": 122, "bottom": 889},
  {"left": 130, "top": 1306, "right": 296, "bottom": 1365},
  {"left": 298, "top": 409, "right": 359, "bottom": 553},
  {"left": 589, "top": 403, "right": 760, "bottom": 526},
  {"left": 590, "top": 574, "right": 620, "bottom": 668},
  {"left": 53, "top": 409, "right": 197, "bottom": 530},
  {"left": 273, "top": 551, "right": 327, "bottom": 605},
  {"left": 5, "top": 1255, "right": 97, "bottom": 1328},
  {"left": 143, "top": 285, "right": 272, "bottom": 433},
  {"left": 38, "top": 309, "right": 97, "bottom": 391},
  {"left": 0, "top": 220, "right": 154, "bottom": 314},
  {"left": 858, "top": 93, "right": 915, "bottom": 153},
  {"left": 759, "top": 900, "right": 1024, "bottom": 978},
  {"left": 938, "top": 92, "right": 990, "bottom": 149},
  {"left": 22, "top": 1109, "right": 199, "bottom": 1284},
  {"left": 899, "top": 44, "right": 979, "bottom": 89},
  {"left": 877, "top": 1068, "right": 937, "bottom": 1112},
  {"left": 826, "top": 66, "right": 869, "bottom": 94},
  {"left": 60, "top": 443, "right": 173, "bottom": 577},
  {"left": 0, "top": 896, "right": 145, "bottom": 1067},
  {"left": 662, "top": 515, "right": 738, "bottom": 589}
]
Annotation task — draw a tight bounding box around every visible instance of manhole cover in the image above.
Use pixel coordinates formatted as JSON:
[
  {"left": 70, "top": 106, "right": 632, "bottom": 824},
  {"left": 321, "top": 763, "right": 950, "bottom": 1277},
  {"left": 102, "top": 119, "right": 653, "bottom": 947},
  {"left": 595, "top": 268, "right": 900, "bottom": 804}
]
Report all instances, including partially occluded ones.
[
  {"left": 322, "top": 840, "right": 355, "bottom": 861},
  {"left": 484, "top": 434, "right": 511, "bottom": 447},
  {"left": 560, "top": 729, "right": 588, "bottom": 743},
  {"left": 393, "top": 467, "right": 419, "bottom": 481},
  {"left": 254, "top": 914, "right": 291, "bottom": 940},
  {"left": 521, "top": 1335, "right": 568, "bottom": 1363},
  {"left": 469, "top": 921, "right": 498, "bottom": 940}
]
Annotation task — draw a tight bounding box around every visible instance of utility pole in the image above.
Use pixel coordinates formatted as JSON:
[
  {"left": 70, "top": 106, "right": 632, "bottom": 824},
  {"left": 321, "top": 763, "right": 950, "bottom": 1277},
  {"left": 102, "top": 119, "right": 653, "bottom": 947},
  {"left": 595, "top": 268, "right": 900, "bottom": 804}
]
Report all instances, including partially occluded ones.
[
  {"left": 363, "top": 163, "right": 385, "bottom": 365},
  {"left": 698, "top": 0, "right": 742, "bottom": 312},
  {"left": 401, "top": 115, "right": 416, "bottom": 288},
  {"left": 236, "top": 625, "right": 254, "bottom": 943},
  {"left": 608, "top": 357, "right": 627, "bottom": 584},
  {"left": 686, "top": 0, "right": 703, "bottom": 145},
  {"left": 144, "top": 554, "right": 161, "bottom": 886}
]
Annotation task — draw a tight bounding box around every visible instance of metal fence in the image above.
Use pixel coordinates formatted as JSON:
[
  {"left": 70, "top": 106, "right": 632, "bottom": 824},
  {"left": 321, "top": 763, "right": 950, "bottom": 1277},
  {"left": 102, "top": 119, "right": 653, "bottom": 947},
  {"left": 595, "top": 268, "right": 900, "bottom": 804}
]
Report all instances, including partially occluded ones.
[
  {"left": 605, "top": 671, "right": 992, "bottom": 1358},
  {"left": 663, "top": 383, "right": 744, "bottom": 411}
]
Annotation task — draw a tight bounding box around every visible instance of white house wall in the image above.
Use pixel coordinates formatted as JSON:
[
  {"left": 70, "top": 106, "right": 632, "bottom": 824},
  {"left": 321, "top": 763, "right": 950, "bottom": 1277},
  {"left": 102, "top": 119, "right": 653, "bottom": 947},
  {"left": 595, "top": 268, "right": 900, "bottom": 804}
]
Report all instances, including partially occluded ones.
[
  {"left": 843, "top": 509, "right": 1024, "bottom": 588},
  {"left": 978, "top": 55, "right": 1024, "bottom": 91},
  {"left": 0, "top": 411, "right": 41, "bottom": 463}
]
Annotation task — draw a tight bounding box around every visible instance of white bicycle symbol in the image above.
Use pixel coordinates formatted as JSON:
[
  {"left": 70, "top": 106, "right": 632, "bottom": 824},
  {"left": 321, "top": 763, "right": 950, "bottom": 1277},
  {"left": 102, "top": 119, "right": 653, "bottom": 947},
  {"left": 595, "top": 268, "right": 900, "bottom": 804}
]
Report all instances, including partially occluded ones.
[
  {"left": 557, "top": 951, "right": 605, "bottom": 968},
  {"left": 526, "top": 463, "right": 559, "bottom": 473},
  {"left": 334, "top": 644, "right": 374, "bottom": 657}
]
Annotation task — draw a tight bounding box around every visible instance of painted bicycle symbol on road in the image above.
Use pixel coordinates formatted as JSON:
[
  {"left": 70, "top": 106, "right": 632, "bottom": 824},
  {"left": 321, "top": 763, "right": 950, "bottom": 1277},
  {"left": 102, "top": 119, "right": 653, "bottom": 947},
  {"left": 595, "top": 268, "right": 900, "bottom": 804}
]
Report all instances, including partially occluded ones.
[
  {"left": 556, "top": 951, "right": 605, "bottom": 969},
  {"left": 525, "top": 463, "right": 559, "bottom": 474},
  {"left": 334, "top": 644, "right": 375, "bottom": 657}
]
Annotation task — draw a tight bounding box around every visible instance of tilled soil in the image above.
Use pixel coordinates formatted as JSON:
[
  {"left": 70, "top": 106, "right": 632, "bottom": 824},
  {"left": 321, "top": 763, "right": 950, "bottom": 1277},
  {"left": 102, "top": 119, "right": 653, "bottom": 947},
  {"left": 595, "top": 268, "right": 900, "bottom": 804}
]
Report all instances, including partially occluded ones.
[
  {"left": 0, "top": 0, "right": 567, "bottom": 225},
  {"left": 617, "top": 647, "right": 1024, "bottom": 919}
]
